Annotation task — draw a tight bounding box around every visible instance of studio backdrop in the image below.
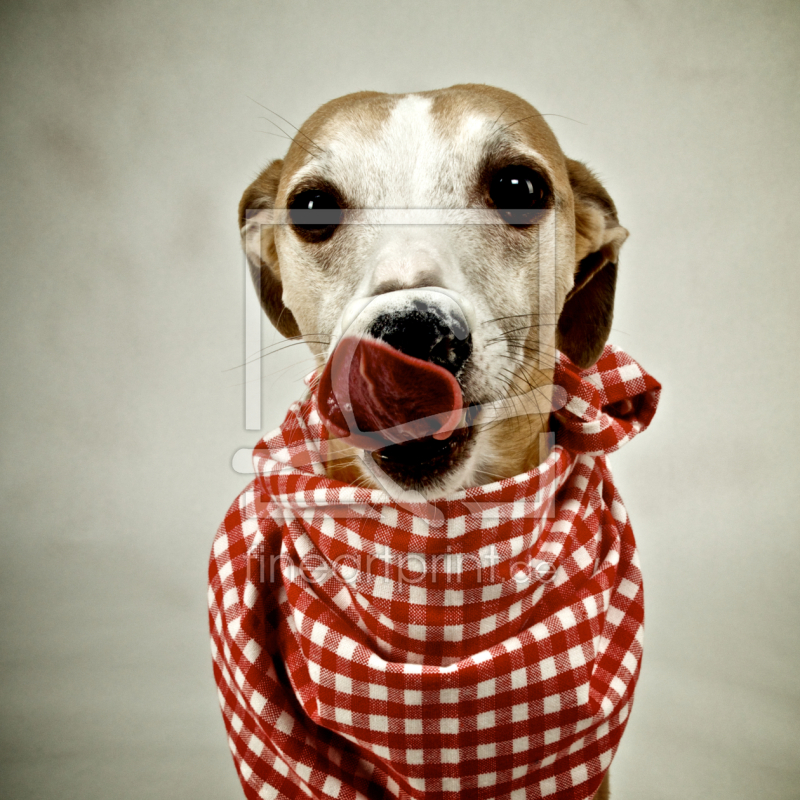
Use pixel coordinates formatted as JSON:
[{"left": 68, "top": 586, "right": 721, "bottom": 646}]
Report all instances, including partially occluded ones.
[{"left": 0, "top": 2, "right": 798, "bottom": 799}]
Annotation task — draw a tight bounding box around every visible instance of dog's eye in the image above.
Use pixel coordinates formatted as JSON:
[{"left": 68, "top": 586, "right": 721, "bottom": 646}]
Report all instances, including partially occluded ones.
[
  {"left": 288, "top": 190, "right": 342, "bottom": 242},
  {"left": 489, "top": 166, "right": 549, "bottom": 228}
]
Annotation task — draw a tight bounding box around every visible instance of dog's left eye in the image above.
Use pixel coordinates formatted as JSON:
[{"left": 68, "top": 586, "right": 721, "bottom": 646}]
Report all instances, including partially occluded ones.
[
  {"left": 288, "top": 190, "right": 342, "bottom": 242},
  {"left": 489, "top": 165, "right": 549, "bottom": 228}
]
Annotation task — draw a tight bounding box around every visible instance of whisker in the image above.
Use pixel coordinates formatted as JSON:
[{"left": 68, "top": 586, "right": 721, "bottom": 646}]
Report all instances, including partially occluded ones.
[
  {"left": 479, "top": 313, "right": 546, "bottom": 326},
  {"left": 497, "top": 371, "right": 547, "bottom": 439},
  {"left": 490, "top": 340, "right": 558, "bottom": 360},
  {"left": 498, "top": 366, "right": 553, "bottom": 410},
  {"left": 500, "top": 111, "right": 587, "bottom": 133},
  {"left": 256, "top": 114, "right": 316, "bottom": 158},
  {"left": 483, "top": 344, "right": 559, "bottom": 373},
  {"left": 490, "top": 103, "right": 511, "bottom": 131},
  {"left": 247, "top": 96, "right": 325, "bottom": 153},
  {"left": 261, "top": 356, "right": 321, "bottom": 381},
  {"left": 472, "top": 468, "right": 515, "bottom": 482},
  {"left": 256, "top": 332, "right": 331, "bottom": 353},
  {"left": 225, "top": 338, "right": 330, "bottom": 372},
  {"left": 257, "top": 341, "right": 329, "bottom": 362},
  {"left": 483, "top": 326, "right": 557, "bottom": 346},
  {"left": 474, "top": 370, "right": 550, "bottom": 441},
  {"left": 480, "top": 353, "right": 558, "bottom": 413},
  {"left": 479, "top": 314, "right": 560, "bottom": 332},
  {"left": 257, "top": 129, "right": 298, "bottom": 143}
]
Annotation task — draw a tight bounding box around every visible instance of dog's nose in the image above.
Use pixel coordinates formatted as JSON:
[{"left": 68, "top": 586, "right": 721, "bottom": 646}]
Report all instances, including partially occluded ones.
[{"left": 367, "top": 299, "right": 472, "bottom": 378}]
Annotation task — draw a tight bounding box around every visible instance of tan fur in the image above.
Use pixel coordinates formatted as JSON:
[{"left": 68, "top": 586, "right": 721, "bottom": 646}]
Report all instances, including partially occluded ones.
[
  {"left": 593, "top": 773, "right": 610, "bottom": 799},
  {"left": 325, "top": 435, "right": 376, "bottom": 487},
  {"left": 280, "top": 91, "right": 394, "bottom": 186}
]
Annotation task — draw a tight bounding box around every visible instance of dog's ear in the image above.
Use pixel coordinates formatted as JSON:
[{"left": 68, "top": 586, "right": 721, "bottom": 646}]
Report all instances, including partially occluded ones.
[
  {"left": 239, "top": 159, "right": 301, "bottom": 339},
  {"left": 556, "top": 158, "right": 628, "bottom": 369}
]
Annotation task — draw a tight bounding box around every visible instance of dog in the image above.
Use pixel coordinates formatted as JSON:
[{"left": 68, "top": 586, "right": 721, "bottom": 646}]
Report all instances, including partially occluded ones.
[{"left": 238, "top": 84, "right": 629, "bottom": 800}]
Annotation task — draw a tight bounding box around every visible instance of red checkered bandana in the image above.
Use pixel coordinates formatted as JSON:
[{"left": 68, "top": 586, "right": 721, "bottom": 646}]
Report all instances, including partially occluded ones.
[{"left": 209, "top": 345, "right": 660, "bottom": 800}]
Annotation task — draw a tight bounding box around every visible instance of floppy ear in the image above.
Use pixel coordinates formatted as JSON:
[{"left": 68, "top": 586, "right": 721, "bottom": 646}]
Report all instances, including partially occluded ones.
[
  {"left": 556, "top": 158, "right": 628, "bottom": 369},
  {"left": 239, "top": 159, "right": 301, "bottom": 339}
]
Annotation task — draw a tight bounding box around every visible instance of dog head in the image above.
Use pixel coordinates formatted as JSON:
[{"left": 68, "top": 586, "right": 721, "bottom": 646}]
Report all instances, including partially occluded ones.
[{"left": 240, "top": 85, "right": 627, "bottom": 497}]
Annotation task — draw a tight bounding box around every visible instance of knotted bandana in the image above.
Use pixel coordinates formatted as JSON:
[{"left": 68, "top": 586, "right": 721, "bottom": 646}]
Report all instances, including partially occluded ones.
[{"left": 209, "top": 345, "right": 660, "bottom": 800}]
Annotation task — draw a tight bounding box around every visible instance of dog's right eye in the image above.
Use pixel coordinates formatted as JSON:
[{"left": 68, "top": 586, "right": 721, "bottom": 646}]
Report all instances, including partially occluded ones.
[{"left": 288, "top": 190, "right": 342, "bottom": 242}]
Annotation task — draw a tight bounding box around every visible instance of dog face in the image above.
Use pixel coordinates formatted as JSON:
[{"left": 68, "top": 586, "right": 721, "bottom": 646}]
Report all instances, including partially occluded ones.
[{"left": 240, "top": 85, "right": 627, "bottom": 497}]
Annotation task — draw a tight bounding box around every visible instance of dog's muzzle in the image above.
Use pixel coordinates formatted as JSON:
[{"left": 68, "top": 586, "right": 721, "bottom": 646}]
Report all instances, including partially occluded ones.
[{"left": 318, "top": 291, "right": 480, "bottom": 489}]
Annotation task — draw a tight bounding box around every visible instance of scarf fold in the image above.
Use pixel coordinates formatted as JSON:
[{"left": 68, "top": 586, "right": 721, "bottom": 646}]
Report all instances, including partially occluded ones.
[{"left": 209, "top": 345, "right": 660, "bottom": 800}]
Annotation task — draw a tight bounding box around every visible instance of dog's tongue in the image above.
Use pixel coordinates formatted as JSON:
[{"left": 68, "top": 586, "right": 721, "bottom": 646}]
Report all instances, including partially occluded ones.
[{"left": 317, "top": 337, "right": 463, "bottom": 451}]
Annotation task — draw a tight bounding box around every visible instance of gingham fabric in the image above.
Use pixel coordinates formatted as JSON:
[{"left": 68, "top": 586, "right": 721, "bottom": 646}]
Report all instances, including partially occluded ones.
[{"left": 209, "top": 345, "right": 660, "bottom": 800}]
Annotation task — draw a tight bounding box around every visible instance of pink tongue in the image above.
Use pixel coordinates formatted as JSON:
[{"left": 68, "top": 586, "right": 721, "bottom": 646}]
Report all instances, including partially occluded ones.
[{"left": 317, "top": 337, "right": 463, "bottom": 451}]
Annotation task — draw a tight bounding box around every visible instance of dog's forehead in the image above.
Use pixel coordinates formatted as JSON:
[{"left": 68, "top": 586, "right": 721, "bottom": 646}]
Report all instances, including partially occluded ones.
[{"left": 280, "top": 86, "right": 567, "bottom": 204}]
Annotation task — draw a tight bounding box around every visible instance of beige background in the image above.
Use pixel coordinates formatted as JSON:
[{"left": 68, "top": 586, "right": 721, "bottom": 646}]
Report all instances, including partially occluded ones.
[{"left": 1, "top": 1, "right": 798, "bottom": 798}]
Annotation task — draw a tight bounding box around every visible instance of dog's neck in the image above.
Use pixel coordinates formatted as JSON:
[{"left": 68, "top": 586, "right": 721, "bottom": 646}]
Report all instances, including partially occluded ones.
[
  {"left": 474, "top": 410, "right": 553, "bottom": 485},
  {"left": 470, "top": 359, "right": 556, "bottom": 486}
]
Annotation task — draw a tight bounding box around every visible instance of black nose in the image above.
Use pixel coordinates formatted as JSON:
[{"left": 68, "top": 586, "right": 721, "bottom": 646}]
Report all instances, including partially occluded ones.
[{"left": 367, "top": 300, "right": 472, "bottom": 378}]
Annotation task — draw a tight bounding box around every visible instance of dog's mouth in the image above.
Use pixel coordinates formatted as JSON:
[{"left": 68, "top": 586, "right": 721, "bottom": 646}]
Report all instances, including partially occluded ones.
[
  {"left": 369, "top": 404, "right": 480, "bottom": 487},
  {"left": 317, "top": 335, "right": 478, "bottom": 490}
]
